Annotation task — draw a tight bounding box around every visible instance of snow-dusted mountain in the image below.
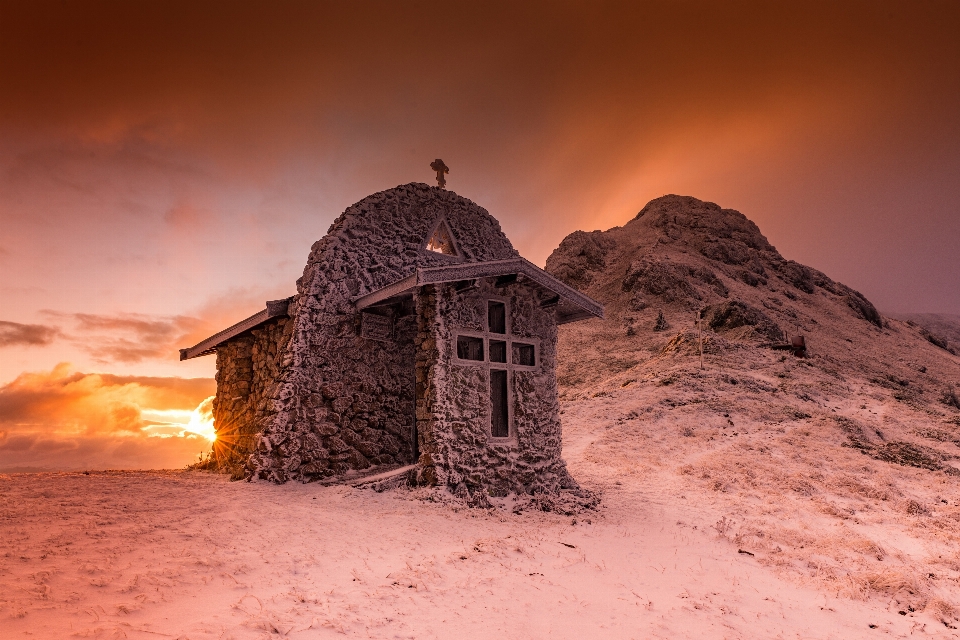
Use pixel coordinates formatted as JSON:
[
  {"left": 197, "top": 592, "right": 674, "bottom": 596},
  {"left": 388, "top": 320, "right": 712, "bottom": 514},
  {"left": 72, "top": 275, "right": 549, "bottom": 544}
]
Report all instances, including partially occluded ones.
[
  {"left": 547, "top": 195, "right": 960, "bottom": 622},
  {"left": 6, "top": 196, "right": 960, "bottom": 637},
  {"left": 546, "top": 195, "right": 956, "bottom": 398},
  {"left": 887, "top": 313, "right": 960, "bottom": 356}
]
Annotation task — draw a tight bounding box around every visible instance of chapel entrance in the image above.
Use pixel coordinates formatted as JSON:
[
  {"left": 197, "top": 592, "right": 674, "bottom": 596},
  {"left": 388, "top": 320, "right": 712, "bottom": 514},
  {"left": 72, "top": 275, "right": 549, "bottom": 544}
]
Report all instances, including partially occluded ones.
[{"left": 359, "top": 295, "right": 419, "bottom": 466}]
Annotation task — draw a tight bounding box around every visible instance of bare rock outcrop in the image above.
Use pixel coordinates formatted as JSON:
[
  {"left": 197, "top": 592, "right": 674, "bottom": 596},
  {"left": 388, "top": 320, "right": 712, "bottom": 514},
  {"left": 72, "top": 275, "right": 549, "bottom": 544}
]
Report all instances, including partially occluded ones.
[
  {"left": 702, "top": 300, "right": 782, "bottom": 343},
  {"left": 546, "top": 230, "right": 617, "bottom": 290},
  {"left": 548, "top": 194, "right": 880, "bottom": 327},
  {"left": 546, "top": 194, "right": 890, "bottom": 391}
]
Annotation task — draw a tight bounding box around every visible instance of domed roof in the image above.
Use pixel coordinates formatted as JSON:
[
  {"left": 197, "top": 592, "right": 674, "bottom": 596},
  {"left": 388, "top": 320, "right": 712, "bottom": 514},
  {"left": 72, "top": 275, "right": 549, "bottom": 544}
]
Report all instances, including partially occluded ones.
[{"left": 299, "top": 183, "right": 519, "bottom": 300}]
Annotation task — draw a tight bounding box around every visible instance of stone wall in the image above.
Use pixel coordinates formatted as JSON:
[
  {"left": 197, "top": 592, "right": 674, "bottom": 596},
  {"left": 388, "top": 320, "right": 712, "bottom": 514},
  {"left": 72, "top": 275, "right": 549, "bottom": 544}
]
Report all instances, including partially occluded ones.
[
  {"left": 414, "top": 285, "right": 440, "bottom": 485},
  {"left": 248, "top": 183, "right": 519, "bottom": 483},
  {"left": 247, "top": 295, "right": 422, "bottom": 483},
  {"left": 416, "top": 278, "right": 572, "bottom": 496},
  {"left": 212, "top": 316, "right": 290, "bottom": 475}
]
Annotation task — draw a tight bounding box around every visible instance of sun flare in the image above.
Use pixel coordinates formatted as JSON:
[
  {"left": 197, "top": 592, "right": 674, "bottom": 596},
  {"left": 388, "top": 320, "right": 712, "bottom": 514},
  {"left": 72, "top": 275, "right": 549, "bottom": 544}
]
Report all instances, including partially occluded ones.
[
  {"left": 183, "top": 396, "right": 216, "bottom": 441},
  {"left": 139, "top": 395, "right": 216, "bottom": 441}
]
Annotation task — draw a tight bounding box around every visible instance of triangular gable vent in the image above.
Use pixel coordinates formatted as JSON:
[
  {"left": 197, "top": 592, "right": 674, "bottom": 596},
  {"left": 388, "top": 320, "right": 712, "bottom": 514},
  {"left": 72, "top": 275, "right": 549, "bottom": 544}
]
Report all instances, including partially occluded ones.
[{"left": 425, "top": 219, "right": 459, "bottom": 256}]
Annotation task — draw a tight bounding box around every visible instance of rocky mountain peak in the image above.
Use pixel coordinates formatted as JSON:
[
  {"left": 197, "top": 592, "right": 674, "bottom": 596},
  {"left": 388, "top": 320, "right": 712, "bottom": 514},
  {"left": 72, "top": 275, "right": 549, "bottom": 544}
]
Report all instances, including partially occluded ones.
[
  {"left": 540, "top": 195, "right": 933, "bottom": 394},
  {"left": 544, "top": 199, "right": 960, "bottom": 618},
  {"left": 546, "top": 194, "right": 882, "bottom": 338},
  {"left": 630, "top": 194, "right": 776, "bottom": 257}
]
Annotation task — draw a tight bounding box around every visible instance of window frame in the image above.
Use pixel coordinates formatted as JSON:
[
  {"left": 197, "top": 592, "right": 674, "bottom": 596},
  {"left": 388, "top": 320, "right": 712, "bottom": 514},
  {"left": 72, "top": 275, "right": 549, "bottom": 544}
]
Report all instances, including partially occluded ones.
[
  {"left": 511, "top": 341, "right": 539, "bottom": 368},
  {"left": 449, "top": 297, "right": 541, "bottom": 442},
  {"left": 487, "top": 299, "right": 508, "bottom": 335},
  {"left": 420, "top": 216, "right": 465, "bottom": 263},
  {"left": 455, "top": 333, "right": 485, "bottom": 362}
]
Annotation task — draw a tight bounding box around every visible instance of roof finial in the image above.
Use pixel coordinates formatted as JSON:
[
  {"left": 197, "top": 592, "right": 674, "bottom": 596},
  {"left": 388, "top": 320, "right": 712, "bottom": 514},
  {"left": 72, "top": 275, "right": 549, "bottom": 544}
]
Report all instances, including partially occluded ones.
[{"left": 430, "top": 159, "right": 449, "bottom": 189}]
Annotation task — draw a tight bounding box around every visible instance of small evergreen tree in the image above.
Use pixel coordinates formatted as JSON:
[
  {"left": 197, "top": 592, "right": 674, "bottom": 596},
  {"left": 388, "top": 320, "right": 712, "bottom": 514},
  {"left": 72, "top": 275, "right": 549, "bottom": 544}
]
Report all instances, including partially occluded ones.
[{"left": 653, "top": 310, "right": 669, "bottom": 332}]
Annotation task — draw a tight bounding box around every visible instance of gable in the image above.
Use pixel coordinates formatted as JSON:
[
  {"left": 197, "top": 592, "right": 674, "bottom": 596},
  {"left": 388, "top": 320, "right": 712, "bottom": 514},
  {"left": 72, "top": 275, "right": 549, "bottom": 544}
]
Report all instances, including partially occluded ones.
[{"left": 423, "top": 218, "right": 460, "bottom": 257}]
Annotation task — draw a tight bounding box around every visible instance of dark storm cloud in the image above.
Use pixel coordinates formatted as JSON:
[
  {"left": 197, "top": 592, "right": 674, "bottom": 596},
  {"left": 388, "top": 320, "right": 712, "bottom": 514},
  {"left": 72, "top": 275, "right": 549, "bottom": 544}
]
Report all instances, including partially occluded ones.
[{"left": 0, "top": 321, "right": 60, "bottom": 347}]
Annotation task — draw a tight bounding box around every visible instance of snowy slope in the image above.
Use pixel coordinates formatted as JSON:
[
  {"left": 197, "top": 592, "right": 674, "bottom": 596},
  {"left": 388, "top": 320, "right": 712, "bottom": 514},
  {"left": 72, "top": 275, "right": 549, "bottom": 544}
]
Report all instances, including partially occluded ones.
[
  {"left": 548, "top": 195, "right": 960, "bottom": 625},
  {"left": 887, "top": 313, "right": 960, "bottom": 355},
  {"left": 3, "top": 195, "right": 960, "bottom": 638},
  {"left": 1, "top": 470, "right": 954, "bottom": 639}
]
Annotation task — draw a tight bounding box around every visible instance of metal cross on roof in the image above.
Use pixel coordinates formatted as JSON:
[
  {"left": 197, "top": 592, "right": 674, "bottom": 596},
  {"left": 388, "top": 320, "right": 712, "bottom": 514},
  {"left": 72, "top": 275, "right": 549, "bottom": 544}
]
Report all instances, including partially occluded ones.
[{"left": 430, "top": 159, "right": 449, "bottom": 189}]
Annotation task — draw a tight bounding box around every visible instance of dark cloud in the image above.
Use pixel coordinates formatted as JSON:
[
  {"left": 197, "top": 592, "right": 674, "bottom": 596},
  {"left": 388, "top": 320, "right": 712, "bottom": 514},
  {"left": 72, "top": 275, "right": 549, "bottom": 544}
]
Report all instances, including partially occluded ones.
[
  {"left": 0, "top": 321, "right": 60, "bottom": 347},
  {"left": 0, "top": 429, "right": 211, "bottom": 472},
  {"left": 69, "top": 312, "right": 200, "bottom": 341},
  {"left": 40, "top": 311, "right": 208, "bottom": 363},
  {"left": 0, "top": 434, "right": 77, "bottom": 454},
  {"left": 28, "top": 286, "right": 288, "bottom": 365},
  {"left": 0, "top": 433, "right": 43, "bottom": 452},
  {"left": 0, "top": 288, "right": 284, "bottom": 368}
]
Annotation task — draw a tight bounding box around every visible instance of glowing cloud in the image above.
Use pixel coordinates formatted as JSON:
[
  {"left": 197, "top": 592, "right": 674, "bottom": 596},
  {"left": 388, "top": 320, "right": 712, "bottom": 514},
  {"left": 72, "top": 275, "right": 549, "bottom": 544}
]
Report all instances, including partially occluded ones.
[{"left": 0, "top": 364, "right": 215, "bottom": 471}]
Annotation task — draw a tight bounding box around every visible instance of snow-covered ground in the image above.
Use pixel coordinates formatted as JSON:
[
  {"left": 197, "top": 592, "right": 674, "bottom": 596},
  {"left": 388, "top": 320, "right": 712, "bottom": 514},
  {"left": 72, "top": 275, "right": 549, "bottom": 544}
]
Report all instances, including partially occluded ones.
[
  {"left": 5, "top": 196, "right": 960, "bottom": 638},
  {"left": 3, "top": 343, "right": 959, "bottom": 638},
  {"left": 2, "top": 387, "right": 957, "bottom": 640}
]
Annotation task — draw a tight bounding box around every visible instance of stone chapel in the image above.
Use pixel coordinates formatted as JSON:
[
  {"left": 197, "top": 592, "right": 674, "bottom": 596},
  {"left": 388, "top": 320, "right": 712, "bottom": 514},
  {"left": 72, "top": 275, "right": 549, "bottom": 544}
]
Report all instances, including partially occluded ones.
[{"left": 180, "top": 182, "right": 603, "bottom": 496}]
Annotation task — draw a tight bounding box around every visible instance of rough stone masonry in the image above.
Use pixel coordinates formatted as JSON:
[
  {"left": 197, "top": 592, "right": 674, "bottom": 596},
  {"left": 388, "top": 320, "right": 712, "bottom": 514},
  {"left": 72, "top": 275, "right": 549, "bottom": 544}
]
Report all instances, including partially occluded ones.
[{"left": 181, "top": 182, "right": 603, "bottom": 498}]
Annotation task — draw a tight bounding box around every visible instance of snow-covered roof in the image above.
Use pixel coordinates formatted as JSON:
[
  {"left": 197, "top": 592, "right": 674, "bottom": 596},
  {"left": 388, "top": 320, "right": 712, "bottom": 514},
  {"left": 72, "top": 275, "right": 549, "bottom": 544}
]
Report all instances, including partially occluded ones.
[
  {"left": 179, "top": 183, "right": 604, "bottom": 362},
  {"left": 179, "top": 297, "right": 294, "bottom": 361},
  {"left": 354, "top": 257, "right": 604, "bottom": 325}
]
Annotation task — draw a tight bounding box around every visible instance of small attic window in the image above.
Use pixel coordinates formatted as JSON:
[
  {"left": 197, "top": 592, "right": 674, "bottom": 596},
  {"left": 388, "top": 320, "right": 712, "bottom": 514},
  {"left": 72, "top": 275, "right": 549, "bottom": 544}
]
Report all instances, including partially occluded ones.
[{"left": 425, "top": 220, "right": 458, "bottom": 256}]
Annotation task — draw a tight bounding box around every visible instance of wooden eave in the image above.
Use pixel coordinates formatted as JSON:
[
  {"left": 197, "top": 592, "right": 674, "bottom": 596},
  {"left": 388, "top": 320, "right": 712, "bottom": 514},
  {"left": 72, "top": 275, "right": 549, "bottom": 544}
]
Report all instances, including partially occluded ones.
[
  {"left": 353, "top": 258, "right": 604, "bottom": 325},
  {"left": 178, "top": 297, "right": 294, "bottom": 361}
]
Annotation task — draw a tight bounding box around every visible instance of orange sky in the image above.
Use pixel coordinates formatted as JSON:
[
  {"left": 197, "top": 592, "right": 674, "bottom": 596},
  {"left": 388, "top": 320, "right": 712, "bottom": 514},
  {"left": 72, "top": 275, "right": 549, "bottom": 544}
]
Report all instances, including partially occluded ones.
[{"left": 1, "top": 1, "right": 959, "bottom": 469}]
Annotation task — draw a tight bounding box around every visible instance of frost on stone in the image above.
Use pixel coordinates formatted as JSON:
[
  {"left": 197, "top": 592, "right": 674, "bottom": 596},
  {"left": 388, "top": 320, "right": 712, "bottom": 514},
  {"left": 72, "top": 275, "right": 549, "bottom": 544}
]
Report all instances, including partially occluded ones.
[{"left": 205, "top": 182, "right": 582, "bottom": 499}]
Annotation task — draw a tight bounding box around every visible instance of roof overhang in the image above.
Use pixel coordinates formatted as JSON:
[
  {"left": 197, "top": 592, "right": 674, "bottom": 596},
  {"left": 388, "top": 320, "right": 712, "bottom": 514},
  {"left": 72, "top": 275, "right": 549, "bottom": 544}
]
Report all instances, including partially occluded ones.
[
  {"left": 353, "top": 258, "right": 604, "bottom": 324},
  {"left": 179, "top": 297, "right": 294, "bottom": 361}
]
